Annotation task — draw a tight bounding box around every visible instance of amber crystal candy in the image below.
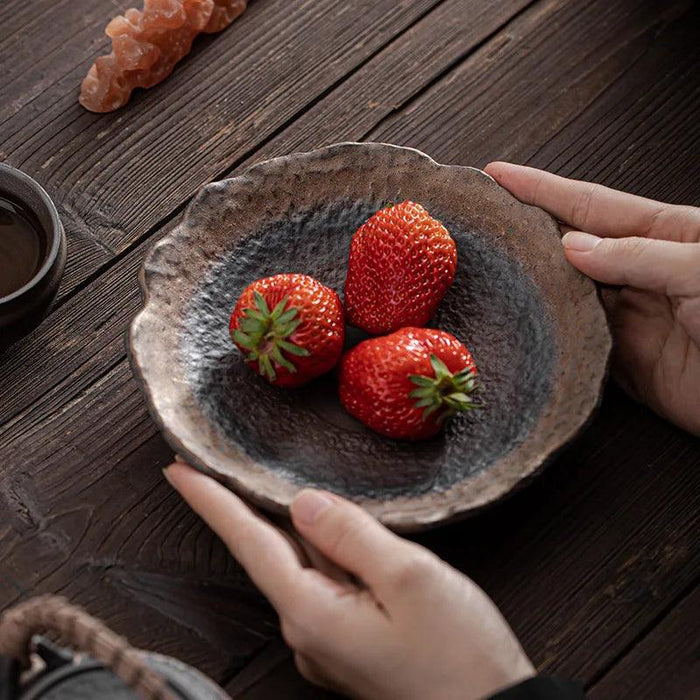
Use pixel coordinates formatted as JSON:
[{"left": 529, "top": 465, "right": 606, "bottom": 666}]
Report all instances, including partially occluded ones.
[{"left": 80, "top": 0, "right": 247, "bottom": 113}]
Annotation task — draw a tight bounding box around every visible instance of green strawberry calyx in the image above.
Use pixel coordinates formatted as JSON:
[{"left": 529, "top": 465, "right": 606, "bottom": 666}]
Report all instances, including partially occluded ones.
[
  {"left": 231, "top": 291, "right": 309, "bottom": 382},
  {"left": 409, "top": 354, "right": 480, "bottom": 423}
]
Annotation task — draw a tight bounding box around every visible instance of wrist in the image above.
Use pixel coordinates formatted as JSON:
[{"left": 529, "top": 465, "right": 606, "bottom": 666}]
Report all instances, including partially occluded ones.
[{"left": 466, "top": 644, "right": 536, "bottom": 700}]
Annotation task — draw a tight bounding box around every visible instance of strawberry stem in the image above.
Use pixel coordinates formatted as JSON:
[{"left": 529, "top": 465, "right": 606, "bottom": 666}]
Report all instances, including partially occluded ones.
[
  {"left": 409, "top": 354, "right": 480, "bottom": 424},
  {"left": 231, "top": 294, "right": 309, "bottom": 382}
]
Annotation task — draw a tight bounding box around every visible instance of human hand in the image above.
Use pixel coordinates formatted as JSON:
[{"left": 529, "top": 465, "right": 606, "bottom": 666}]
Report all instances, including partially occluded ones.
[
  {"left": 485, "top": 162, "right": 700, "bottom": 436},
  {"left": 165, "top": 462, "right": 534, "bottom": 699}
]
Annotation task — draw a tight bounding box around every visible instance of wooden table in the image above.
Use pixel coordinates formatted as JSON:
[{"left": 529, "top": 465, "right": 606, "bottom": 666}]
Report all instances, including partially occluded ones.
[{"left": 1, "top": 0, "right": 698, "bottom": 697}]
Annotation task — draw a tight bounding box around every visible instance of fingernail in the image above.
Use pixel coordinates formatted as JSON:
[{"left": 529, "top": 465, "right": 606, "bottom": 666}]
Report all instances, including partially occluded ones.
[
  {"left": 292, "top": 490, "right": 334, "bottom": 525},
  {"left": 562, "top": 231, "right": 601, "bottom": 252},
  {"left": 162, "top": 467, "right": 175, "bottom": 486}
]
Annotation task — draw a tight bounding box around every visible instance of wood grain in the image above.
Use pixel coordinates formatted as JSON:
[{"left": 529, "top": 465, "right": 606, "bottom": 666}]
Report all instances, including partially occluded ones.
[
  {"left": 234, "top": 383, "right": 700, "bottom": 698},
  {"left": 0, "top": 0, "right": 537, "bottom": 424},
  {"left": 369, "top": 0, "right": 700, "bottom": 205},
  {"left": 588, "top": 585, "right": 700, "bottom": 699},
  {"left": 1, "top": 0, "right": 699, "bottom": 695},
  {"left": 0, "top": 0, "right": 447, "bottom": 300},
  {"left": 0, "top": 360, "right": 278, "bottom": 679},
  {"left": 48, "top": 0, "right": 531, "bottom": 306},
  {"left": 0, "top": 0, "right": 113, "bottom": 119},
  {"left": 224, "top": 639, "right": 337, "bottom": 698},
  {"left": 416, "top": 388, "right": 700, "bottom": 682},
  {"left": 232, "top": 647, "right": 339, "bottom": 699},
  {"left": 3, "top": 0, "right": 698, "bottom": 425}
]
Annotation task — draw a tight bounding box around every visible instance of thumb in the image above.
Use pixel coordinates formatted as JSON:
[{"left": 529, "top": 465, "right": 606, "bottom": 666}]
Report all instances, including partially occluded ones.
[
  {"left": 562, "top": 232, "right": 700, "bottom": 296},
  {"left": 290, "top": 489, "right": 419, "bottom": 595}
]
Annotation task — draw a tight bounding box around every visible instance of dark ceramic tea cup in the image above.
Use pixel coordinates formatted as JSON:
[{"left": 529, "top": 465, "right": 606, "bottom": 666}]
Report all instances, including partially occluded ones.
[{"left": 0, "top": 163, "right": 66, "bottom": 349}]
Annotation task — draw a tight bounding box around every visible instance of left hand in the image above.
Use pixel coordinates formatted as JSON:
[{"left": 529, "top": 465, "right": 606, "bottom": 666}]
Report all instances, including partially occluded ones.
[{"left": 165, "top": 462, "right": 534, "bottom": 700}]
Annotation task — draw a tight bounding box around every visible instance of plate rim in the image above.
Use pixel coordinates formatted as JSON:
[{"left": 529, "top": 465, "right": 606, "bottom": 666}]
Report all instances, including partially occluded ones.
[{"left": 129, "top": 141, "right": 612, "bottom": 531}]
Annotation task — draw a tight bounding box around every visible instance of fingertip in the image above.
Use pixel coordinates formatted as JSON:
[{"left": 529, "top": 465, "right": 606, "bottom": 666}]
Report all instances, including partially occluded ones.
[
  {"left": 162, "top": 461, "right": 193, "bottom": 488},
  {"left": 561, "top": 244, "right": 597, "bottom": 280},
  {"left": 484, "top": 163, "right": 547, "bottom": 206},
  {"left": 484, "top": 161, "right": 518, "bottom": 181},
  {"left": 561, "top": 231, "right": 601, "bottom": 253},
  {"left": 163, "top": 462, "right": 225, "bottom": 501},
  {"left": 561, "top": 249, "right": 589, "bottom": 281},
  {"left": 291, "top": 489, "right": 335, "bottom": 527}
]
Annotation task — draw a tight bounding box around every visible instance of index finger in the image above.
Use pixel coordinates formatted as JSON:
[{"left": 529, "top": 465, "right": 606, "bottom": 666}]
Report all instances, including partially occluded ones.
[
  {"left": 485, "top": 162, "right": 667, "bottom": 239},
  {"left": 290, "top": 489, "right": 430, "bottom": 600},
  {"left": 164, "top": 462, "right": 306, "bottom": 612}
]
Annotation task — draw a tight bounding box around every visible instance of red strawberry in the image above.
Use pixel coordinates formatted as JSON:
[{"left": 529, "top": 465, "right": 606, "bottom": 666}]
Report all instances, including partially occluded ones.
[
  {"left": 339, "top": 327, "right": 478, "bottom": 440},
  {"left": 229, "top": 274, "right": 344, "bottom": 388},
  {"left": 344, "top": 201, "right": 457, "bottom": 335}
]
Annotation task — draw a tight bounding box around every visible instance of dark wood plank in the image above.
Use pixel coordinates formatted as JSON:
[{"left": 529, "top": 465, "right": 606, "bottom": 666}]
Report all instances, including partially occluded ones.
[
  {"left": 2, "top": 0, "right": 699, "bottom": 691},
  {"left": 0, "top": 0, "right": 445, "bottom": 301},
  {"left": 228, "top": 0, "right": 536, "bottom": 174},
  {"left": 0, "top": 0, "right": 535, "bottom": 424},
  {"left": 588, "top": 585, "right": 700, "bottom": 700},
  {"left": 50, "top": 195, "right": 116, "bottom": 299},
  {"left": 232, "top": 649, "right": 338, "bottom": 699},
  {"left": 0, "top": 361, "right": 278, "bottom": 680},
  {"left": 224, "top": 639, "right": 337, "bottom": 699},
  {"left": 3, "top": 0, "right": 697, "bottom": 426},
  {"left": 233, "top": 384, "right": 700, "bottom": 697},
  {"left": 369, "top": 0, "right": 700, "bottom": 205},
  {"left": 224, "top": 639, "right": 291, "bottom": 697},
  {"left": 530, "top": 41, "right": 700, "bottom": 205},
  {"left": 0, "top": 0, "right": 112, "bottom": 117},
  {"left": 415, "top": 388, "right": 700, "bottom": 682},
  {"left": 0, "top": 0, "right": 134, "bottom": 297}
]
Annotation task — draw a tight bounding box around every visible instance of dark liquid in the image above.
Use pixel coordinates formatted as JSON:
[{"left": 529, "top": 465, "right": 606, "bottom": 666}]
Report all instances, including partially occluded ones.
[{"left": 0, "top": 192, "right": 46, "bottom": 298}]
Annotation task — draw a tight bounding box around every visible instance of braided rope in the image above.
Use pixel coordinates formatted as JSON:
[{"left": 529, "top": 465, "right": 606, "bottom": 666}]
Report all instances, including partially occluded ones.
[{"left": 0, "top": 595, "right": 177, "bottom": 700}]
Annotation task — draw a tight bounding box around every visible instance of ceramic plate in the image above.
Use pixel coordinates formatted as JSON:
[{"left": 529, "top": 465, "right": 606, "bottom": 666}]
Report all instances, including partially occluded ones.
[{"left": 129, "top": 142, "right": 611, "bottom": 531}]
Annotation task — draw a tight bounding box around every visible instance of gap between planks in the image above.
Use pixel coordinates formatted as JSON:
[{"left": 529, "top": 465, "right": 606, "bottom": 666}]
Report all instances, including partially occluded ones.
[
  {"left": 40, "top": 0, "right": 534, "bottom": 318},
  {"left": 0, "top": 0, "right": 540, "bottom": 428},
  {"left": 585, "top": 576, "right": 700, "bottom": 693}
]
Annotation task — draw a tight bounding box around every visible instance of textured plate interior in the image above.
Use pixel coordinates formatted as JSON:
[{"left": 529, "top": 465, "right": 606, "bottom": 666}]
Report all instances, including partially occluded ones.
[{"left": 130, "top": 143, "right": 611, "bottom": 530}]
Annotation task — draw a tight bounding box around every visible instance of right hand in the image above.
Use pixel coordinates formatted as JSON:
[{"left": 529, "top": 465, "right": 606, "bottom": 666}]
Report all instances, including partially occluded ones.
[
  {"left": 165, "top": 462, "right": 535, "bottom": 699},
  {"left": 485, "top": 162, "right": 700, "bottom": 435}
]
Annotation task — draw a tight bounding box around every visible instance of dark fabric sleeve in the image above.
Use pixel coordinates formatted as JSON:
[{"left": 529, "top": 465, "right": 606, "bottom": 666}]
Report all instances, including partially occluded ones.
[{"left": 488, "top": 675, "right": 586, "bottom": 699}]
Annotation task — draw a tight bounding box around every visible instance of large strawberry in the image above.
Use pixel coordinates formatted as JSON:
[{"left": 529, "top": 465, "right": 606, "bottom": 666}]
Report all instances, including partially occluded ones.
[
  {"left": 230, "top": 274, "right": 344, "bottom": 388},
  {"left": 344, "top": 201, "right": 457, "bottom": 335},
  {"left": 339, "top": 327, "right": 479, "bottom": 440}
]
